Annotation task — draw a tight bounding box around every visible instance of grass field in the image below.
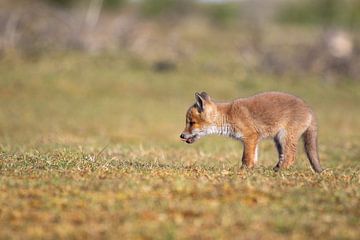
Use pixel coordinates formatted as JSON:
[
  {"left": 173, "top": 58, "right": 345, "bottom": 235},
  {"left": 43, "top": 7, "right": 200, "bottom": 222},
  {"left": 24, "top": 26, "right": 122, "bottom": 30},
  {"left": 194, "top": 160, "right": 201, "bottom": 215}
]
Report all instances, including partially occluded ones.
[{"left": 0, "top": 52, "right": 359, "bottom": 239}]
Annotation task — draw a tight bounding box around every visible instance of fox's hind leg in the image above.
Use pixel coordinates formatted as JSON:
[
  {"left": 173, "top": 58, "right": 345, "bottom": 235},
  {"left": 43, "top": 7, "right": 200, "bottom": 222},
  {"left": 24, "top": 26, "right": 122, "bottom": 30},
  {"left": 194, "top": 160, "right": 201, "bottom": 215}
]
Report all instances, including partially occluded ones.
[
  {"left": 273, "top": 130, "right": 298, "bottom": 171},
  {"left": 282, "top": 137, "right": 298, "bottom": 168}
]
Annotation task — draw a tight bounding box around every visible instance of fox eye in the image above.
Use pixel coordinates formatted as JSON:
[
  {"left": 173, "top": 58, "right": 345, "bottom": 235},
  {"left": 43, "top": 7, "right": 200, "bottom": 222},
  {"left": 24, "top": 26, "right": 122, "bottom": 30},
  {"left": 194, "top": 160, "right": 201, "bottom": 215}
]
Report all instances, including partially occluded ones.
[{"left": 189, "top": 121, "right": 195, "bottom": 126}]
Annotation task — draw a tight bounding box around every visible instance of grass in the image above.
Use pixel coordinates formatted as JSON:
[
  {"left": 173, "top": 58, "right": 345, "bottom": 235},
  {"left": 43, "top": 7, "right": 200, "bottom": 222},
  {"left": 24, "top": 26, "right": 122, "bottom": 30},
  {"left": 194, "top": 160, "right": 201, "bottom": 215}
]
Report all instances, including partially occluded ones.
[{"left": 0, "top": 51, "right": 359, "bottom": 239}]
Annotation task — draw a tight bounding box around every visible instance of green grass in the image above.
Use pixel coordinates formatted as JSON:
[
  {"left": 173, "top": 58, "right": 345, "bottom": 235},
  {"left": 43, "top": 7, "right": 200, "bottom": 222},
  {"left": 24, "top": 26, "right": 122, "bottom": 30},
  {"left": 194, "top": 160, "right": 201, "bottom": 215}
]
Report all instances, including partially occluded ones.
[{"left": 0, "top": 52, "right": 359, "bottom": 239}]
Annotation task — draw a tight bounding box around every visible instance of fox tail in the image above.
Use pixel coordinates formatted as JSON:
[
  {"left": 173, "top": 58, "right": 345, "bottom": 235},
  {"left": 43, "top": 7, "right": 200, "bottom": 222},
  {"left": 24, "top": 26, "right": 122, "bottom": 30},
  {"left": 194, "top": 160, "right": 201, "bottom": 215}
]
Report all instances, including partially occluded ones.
[{"left": 303, "top": 116, "right": 323, "bottom": 173}]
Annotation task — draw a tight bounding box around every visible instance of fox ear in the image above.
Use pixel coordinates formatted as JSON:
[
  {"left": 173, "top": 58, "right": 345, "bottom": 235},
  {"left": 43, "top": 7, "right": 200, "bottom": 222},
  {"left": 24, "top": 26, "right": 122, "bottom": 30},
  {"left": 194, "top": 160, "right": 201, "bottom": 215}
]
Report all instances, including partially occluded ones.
[
  {"left": 200, "top": 92, "right": 211, "bottom": 102},
  {"left": 195, "top": 92, "right": 206, "bottom": 112}
]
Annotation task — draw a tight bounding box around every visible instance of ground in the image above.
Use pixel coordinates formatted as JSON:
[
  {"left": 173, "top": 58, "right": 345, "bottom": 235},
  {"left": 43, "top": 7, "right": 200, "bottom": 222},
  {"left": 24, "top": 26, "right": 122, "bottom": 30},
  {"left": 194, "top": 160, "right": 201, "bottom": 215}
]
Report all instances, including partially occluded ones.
[{"left": 0, "top": 52, "right": 359, "bottom": 239}]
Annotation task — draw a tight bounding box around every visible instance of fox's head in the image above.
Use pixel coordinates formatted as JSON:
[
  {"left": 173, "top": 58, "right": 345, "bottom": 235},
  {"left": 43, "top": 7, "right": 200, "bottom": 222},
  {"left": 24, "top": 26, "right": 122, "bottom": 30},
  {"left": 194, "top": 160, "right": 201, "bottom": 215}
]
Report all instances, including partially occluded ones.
[{"left": 180, "top": 92, "right": 218, "bottom": 144}]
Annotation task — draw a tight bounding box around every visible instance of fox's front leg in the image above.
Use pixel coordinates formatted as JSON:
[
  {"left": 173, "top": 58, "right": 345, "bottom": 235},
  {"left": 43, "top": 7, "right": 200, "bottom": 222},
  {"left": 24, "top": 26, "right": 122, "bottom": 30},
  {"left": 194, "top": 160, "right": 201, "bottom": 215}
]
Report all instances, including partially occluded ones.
[{"left": 241, "top": 136, "right": 259, "bottom": 169}]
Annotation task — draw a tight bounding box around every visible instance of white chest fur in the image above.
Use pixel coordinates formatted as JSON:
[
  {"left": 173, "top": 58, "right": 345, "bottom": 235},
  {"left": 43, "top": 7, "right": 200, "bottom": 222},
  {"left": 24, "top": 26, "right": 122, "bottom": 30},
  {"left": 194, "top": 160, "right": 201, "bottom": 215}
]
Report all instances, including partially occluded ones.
[{"left": 203, "top": 124, "right": 243, "bottom": 141}]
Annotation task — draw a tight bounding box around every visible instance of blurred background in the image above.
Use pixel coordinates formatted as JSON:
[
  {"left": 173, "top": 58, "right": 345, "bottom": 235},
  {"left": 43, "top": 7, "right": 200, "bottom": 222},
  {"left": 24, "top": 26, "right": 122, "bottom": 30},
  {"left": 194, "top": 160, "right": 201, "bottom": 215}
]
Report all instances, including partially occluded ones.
[
  {"left": 0, "top": 0, "right": 359, "bottom": 148},
  {"left": 2, "top": 0, "right": 360, "bottom": 73}
]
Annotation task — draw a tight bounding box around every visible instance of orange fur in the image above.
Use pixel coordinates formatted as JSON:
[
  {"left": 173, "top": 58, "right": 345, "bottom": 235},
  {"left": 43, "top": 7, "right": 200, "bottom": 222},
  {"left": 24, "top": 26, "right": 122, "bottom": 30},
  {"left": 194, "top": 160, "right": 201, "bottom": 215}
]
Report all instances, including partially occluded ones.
[{"left": 180, "top": 92, "right": 323, "bottom": 173}]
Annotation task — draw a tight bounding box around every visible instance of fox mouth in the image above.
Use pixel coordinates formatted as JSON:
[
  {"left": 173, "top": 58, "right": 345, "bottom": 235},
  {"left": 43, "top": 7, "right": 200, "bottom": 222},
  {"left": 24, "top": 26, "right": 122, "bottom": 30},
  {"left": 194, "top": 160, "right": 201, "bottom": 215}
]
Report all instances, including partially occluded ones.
[{"left": 181, "top": 135, "right": 198, "bottom": 144}]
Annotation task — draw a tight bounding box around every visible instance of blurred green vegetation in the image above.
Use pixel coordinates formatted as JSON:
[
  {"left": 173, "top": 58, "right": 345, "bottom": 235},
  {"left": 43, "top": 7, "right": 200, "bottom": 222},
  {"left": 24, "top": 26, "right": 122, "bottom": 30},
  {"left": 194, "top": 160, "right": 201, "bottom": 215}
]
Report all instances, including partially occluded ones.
[
  {"left": 140, "top": 0, "right": 194, "bottom": 17},
  {"left": 42, "top": 0, "right": 241, "bottom": 24},
  {"left": 44, "top": 0, "right": 128, "bottom": 8},
  {"left": 21, "top": 0, "right": 360, "bottom": 28},
  {"left": 44, "top": 0, "right": 76, "bottom": 8},
  {"left": 103, "top": 0, "right": 128, "bottom": 9},
  {"left": 203, "top": 2, "right": 240, "bottom": 26},
  {"left": 138, "top": 0, "right": 240, "bottom": 25},
  {"left": 277, "top": 0, "right": 360, "bottom": 28}
]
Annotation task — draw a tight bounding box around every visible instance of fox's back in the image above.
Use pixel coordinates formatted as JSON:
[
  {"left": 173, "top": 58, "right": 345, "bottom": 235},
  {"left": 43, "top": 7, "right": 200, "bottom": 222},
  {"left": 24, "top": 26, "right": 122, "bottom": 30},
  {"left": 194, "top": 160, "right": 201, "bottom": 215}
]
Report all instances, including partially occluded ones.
[{"left": 229, "top": 92, "right": 313, "bottom": 136}]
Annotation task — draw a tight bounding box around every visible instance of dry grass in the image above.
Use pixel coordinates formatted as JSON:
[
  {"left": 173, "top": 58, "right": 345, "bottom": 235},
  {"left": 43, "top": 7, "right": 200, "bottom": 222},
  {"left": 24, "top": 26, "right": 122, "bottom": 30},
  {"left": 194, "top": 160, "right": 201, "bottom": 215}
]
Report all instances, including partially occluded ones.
[{"left": 0, "top": 52, "right": 359, "bottom": 239}]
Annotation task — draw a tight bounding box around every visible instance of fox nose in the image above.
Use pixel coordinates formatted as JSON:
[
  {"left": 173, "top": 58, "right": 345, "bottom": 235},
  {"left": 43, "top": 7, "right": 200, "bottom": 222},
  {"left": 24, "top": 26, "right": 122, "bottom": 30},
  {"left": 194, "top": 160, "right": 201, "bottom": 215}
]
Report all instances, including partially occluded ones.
[{"left": 180, "top": 133, "right": 186, "bottom": 139}]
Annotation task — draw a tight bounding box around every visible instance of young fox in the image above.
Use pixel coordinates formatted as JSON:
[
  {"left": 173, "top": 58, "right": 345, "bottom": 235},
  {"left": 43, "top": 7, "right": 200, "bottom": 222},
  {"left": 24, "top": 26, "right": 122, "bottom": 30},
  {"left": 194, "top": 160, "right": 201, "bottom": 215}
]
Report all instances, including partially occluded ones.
[{"left": 180, "top": 92, "right": 323, "bottom": 173}]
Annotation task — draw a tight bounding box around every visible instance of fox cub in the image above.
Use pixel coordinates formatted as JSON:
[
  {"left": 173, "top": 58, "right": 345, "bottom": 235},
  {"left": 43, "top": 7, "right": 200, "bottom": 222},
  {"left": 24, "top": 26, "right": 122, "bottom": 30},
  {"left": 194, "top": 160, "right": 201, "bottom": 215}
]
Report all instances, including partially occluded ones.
[{"left": 180, "top": 92, "right": 323, "bottom": 173}]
